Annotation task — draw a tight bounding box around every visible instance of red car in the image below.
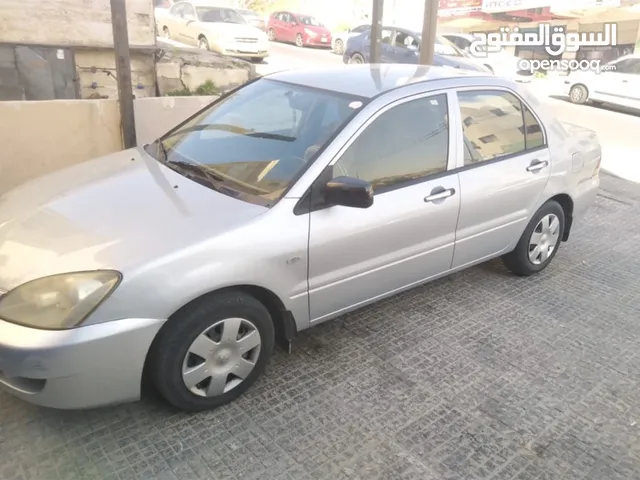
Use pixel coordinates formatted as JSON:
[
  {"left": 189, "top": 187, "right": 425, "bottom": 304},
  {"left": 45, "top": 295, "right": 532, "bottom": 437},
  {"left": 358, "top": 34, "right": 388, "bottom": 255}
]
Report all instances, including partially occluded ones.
[{"left": 267, "top": 11, "right": 332, "bottom": 48}]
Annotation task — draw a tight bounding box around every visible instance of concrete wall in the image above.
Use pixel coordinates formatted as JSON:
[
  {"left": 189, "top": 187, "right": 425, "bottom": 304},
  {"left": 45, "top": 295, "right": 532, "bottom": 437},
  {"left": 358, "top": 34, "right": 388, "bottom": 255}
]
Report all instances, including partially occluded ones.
[
  {"left": 134, "top": 95, "right": 215, "bottom": 145},
  {"left": 0, "top": 96, "right": 217, "bottom": 194},
  {"left": 0, "top": 0, "right": 155, "bottom": 48}
]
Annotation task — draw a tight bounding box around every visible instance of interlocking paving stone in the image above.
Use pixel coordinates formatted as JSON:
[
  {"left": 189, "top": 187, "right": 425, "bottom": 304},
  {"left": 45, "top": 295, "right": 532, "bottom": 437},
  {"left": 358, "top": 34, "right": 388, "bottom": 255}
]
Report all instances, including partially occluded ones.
[{"left": 2, "top": 173, "right": 640, "bottom": 480}]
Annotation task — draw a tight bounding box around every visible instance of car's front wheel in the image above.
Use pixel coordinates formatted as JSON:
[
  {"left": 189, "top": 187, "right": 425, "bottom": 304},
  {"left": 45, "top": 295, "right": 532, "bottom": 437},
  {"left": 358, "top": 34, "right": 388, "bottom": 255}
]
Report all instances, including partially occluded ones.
[
  {"left": 198, "top": 36, "right": 210, "bottom": 51},
  {"left": 569, "top": 84, "right": 589, "bottom": 104},
  {"left": 149, "top": 291, "right": 275, "bottom": 412},
  {"left": 267, "top": 28, "right": 276, "bottom": 41},
  {"left": 295, "top": 33, "right": 304, "bottom": 47},
  {"left": 349, "top": 53, "right": 365, "bottom": 64},
  {"left": 502, "top": 200, "right": 565, "bottom": 276}
]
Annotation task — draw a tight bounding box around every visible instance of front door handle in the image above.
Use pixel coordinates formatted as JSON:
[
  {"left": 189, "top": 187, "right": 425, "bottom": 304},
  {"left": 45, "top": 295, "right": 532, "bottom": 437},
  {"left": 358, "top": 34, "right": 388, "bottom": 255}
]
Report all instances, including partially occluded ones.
[
  {"left": 526, "top": 160, "right": 549, "bottom": 172},
  {"left": 424, "top": 187, "right": 456, "bottom": 203}
]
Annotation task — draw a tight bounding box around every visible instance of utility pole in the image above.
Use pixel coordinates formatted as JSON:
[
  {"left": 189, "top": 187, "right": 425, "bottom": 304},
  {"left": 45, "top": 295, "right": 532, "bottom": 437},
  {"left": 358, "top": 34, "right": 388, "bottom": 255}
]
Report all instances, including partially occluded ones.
[
  {"left": 369, "top": 0, "right": 384, "bottom": 63},
  {"left": 110, "top": 0, "right": 137, "bottom": 148},
  {"left": 419, "top": 0, "right": 439, "bottom": 65}
]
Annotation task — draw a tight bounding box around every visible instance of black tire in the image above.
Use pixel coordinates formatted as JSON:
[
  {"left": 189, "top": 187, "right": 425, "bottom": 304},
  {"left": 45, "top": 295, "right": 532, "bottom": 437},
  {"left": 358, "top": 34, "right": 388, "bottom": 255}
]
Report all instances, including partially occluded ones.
[
  {"left": 149, "top": 291, "right": 275, "bottom": 412},
  {"left": 198, "top": 36, "right": 210, "bottom": 51},
  {"left": 350, "top": 53, "right": 365, "bottom": 64},
  {"left": 569, "top": 84, "right": 588, "bottom": 104},
  {"left": 334, "top": 39, "right": 344, "bottom": 55},
  {"left": 267, "top": 28, "right": 276, "bottom": 41},
  {"left": 502, "top": 200, "right": 565, "bottom": 277},
  {"left": 295, "top": 33, "right": 304, "bottom": 47}
]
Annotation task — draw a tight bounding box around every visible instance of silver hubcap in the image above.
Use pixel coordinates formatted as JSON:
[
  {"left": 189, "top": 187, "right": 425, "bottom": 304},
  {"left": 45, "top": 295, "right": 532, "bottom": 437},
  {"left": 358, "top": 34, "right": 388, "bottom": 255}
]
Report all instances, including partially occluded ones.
[
  {"left": 182, "top": 318, "right": 261, "bottom": 397},
  {"left": 570, "top": 87, "right": 583, "bottom": 102},
  {"left": 336, "top": 40, "right": 343, "bottom": 52},
  {"left": 296, "top": 35, "right": 302, "bottom": 46},
  {"left": 529, "top": 213, "right": 560, "bottom": 265}
]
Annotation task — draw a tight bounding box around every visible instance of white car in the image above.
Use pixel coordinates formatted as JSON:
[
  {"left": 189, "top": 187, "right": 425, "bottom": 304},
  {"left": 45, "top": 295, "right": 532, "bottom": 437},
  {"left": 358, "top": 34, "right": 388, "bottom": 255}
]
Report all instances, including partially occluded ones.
[
  {"left": 158, "top": 0, "right": 269, "bottom": 62},
  {"left": 562, "top": 54, "right": 640, "bottom": 111},
  {"left": 332, "top": 24, "right": 370, "bottom": 55},
  {"left": 442, "top": 33, "right": 533, "bottom": 83}
]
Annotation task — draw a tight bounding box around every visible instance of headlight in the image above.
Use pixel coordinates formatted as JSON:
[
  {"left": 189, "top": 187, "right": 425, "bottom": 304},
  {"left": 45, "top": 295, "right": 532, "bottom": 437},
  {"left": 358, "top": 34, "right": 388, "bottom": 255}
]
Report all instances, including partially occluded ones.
[
  {"left": 0, "top": 270, "right": 121, "bottom": 330},
  {"left": 304, "top": 28, "right": 317, "bottom": 37}
]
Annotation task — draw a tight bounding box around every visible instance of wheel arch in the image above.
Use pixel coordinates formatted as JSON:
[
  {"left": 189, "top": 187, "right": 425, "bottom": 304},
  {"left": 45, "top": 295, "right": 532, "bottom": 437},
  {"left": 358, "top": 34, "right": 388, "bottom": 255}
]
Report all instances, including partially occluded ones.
[
  {"left": 548, "top": 193, "right": 574, "bottom": 241},
  {"left": 141, "top": 284, "right": 298, "bottom": 395}
]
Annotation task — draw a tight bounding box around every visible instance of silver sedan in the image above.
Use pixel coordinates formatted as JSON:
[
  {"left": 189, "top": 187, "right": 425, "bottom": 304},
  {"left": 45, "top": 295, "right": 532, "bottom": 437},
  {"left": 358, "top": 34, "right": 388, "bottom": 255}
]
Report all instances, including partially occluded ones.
[{"left": 0, "top": 64, "right": 601, "bottom": 412}]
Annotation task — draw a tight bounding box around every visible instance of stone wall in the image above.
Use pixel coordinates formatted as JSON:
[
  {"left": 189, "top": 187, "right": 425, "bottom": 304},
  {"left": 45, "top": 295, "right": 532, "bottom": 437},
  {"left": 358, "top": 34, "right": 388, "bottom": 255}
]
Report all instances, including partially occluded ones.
[{"left": 155, "top": 41, "right": 256, "bottom": 95}]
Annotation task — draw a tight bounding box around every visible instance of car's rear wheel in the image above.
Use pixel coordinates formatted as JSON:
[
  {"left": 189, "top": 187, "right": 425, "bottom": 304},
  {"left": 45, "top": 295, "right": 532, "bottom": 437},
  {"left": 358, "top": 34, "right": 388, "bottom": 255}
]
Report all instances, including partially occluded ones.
[
  {"left": 502, "top": 200, "right": 565, "bottom": 276},
  {"left": 267, "top": 28, "right": 276, "bottom": 41},
  {"left": 349, "top": 53, "right": 365, "bottom": 64},
  {"left": 162, "top": 26, "right": 171, "bottom": 39},
  {"left": 149, "top": 291, "right": 275, "bottom": 412},
  {"left": 569, "top": 84, "right": 588, "bottom": 104},
  {"left": 334, "top": 39, "right": 344, "bottom": 54},
  {"left": 198, "top": 36, "right": 210, "bottom": 51},
  {"left": 295, "top": 33, "right": 304, "bottom": 47}
]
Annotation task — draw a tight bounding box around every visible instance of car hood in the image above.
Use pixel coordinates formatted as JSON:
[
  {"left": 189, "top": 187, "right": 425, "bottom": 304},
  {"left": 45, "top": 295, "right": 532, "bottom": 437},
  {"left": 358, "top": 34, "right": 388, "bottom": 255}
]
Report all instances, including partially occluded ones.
[
  {"left": 0, "top": 148, "right": 267, "bottom": 290},
  {"left": 201, "top": 22, "right": 264, "bottom": 38}
]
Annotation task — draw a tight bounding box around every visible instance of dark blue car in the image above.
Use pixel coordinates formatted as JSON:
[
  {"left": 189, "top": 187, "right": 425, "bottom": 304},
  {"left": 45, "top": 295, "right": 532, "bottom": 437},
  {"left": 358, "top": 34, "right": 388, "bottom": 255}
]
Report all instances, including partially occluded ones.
[{"left": 343, "top": 25, "right": 490, "bottom": 72}]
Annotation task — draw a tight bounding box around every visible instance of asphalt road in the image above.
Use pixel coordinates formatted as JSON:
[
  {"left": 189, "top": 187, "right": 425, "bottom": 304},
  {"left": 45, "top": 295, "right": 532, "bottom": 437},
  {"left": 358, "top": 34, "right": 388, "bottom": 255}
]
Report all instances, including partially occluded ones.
[{"left": 256, "top": 40, "right": 342, "bottom": 75}]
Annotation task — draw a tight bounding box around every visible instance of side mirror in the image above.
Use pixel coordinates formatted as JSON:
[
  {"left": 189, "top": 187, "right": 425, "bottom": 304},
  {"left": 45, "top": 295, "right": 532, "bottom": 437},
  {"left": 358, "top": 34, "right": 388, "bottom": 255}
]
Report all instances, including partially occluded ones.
[{"left": 324, "top": 176, "right": 373, "bottom": 209}]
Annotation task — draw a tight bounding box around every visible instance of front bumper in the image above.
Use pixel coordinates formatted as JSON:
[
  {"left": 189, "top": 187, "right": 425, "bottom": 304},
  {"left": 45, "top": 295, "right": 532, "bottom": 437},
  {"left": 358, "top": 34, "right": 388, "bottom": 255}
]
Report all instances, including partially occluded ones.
[
  {"left": 305, "top": 36, "right": 331, "bottom": 47},
  {"left": 223, "top": 49, "right": 269, "bottom": 59},
  {"left": 0, "top": 317, "right": 164, "bottom": 409}
]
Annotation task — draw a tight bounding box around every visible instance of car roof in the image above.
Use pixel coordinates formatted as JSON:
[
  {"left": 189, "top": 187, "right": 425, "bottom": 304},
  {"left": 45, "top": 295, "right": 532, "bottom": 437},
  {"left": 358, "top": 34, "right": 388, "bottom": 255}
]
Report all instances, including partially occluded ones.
[{"left": 265, "top": 64, "right": 494, "bottom": 98}]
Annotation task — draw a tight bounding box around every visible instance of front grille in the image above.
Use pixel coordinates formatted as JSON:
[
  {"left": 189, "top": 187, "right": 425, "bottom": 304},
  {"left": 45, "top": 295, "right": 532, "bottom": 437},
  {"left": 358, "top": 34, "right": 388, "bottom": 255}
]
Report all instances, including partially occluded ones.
[{"left": 235, "top": 37, "right": 258, "bottom": 43}]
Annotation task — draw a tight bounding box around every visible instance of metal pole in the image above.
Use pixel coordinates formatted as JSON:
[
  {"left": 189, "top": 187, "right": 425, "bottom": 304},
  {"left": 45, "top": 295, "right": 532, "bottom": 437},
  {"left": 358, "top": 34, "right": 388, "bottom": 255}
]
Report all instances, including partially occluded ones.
[
  {"left": 110, "top": 0, "right": 137, "bottom": 148},
  {"left": 419, "top": 0, "right": 439, "bottom": 65},
  {"left": 369, "top": 0, "right": 384, "bottom": 63}
]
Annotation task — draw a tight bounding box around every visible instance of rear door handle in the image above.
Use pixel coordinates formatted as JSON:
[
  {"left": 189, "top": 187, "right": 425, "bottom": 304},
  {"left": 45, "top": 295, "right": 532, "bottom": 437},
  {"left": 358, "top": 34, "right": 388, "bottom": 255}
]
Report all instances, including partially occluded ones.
[
  {"left": 424, "top": 187, "right": 456, "bottom": 203},
  {"left": 526, "top": 160, "right": 549, "bottom": 172}
]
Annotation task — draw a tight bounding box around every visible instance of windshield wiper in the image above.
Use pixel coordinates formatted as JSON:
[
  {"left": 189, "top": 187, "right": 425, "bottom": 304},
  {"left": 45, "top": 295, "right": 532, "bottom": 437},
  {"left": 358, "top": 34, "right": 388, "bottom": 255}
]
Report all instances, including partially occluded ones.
[
  {"left": 162, "top": 123, "right": 296, "bottom": 142},
  {"left": 168, "top": 160, "right": 226, "bottom": 183}
]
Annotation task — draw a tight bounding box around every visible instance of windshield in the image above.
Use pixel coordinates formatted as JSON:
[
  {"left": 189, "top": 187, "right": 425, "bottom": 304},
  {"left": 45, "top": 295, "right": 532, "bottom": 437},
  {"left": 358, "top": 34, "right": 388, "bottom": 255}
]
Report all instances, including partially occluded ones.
[
  {"left": 145, "top": 79, "right": 365, "bottom": 207},
  {"left": 197, "top": 7, "right": 245, "bottom": 24},
  {"left": 298, "top": 15, "right": 323, "bottom": 27},
  {"left": 430, "top": 35, "right": 464, "bottom": 56},
  {"left": 237, "top": 9, "right": 258, "bottom": 17}
]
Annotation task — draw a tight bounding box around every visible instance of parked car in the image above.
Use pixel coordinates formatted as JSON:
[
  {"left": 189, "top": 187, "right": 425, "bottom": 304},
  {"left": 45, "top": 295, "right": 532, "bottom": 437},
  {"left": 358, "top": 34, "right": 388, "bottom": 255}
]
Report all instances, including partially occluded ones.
[
  {"left": 158, "top": 0, "right": 269, "bottom": 62},
  {"left": 235, "top": 7, "right": 266, "bottom": 31},
  {"left": 343, "top": 26, "right": 491, "bottom": 73},
  {"left": 0, "top": 64, "right": 601, "bottom": 412},
  {"left": 332, "top": 23, "right": 370, "bottom": 55},
  {"left": 562, "top": 53, "right": 640, "bottom": 110},
  {"left": 154, "top": 0, "right": 175, "bottom": 34},
  {"left": 441, "top": 32, "right": 533, "bottom": 83},
  {"left": 267, "top": 11, "right": 332, "bottom": 48}
]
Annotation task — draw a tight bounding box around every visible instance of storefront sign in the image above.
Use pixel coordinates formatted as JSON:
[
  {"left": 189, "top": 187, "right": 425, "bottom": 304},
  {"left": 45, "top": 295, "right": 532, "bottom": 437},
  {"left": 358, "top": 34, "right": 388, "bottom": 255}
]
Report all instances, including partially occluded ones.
[
  {"left": 438, "top": 0, "right": 483, "bottom": 16},
  {"left": 469, "top": 22, "right": 618, "bottom": 56},
  {"left": 551, "top": 0, "right": 621, "bottom": 10},
  {"left": 480, "top": 0, "right": 551, "bottom": 13}
]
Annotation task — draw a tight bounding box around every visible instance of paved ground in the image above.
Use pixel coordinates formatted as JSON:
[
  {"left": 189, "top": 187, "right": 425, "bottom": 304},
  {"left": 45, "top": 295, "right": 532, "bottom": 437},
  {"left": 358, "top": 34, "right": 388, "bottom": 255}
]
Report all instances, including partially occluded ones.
[{"left": 1, "top": 172, "right": 640, "bottom": 480}]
